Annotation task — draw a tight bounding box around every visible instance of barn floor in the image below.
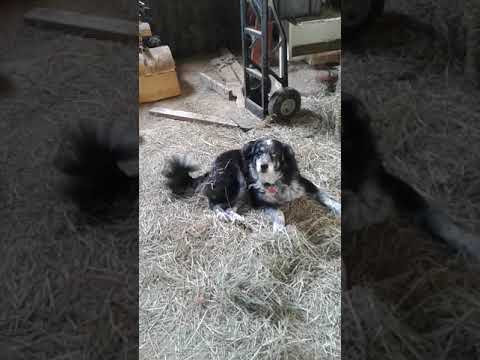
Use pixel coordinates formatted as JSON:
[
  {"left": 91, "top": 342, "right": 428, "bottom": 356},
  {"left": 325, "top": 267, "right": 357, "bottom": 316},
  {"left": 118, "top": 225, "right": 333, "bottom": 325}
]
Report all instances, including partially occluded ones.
[
  {"left": 0, "top": 11, "right": 137, "bottom": 360},
  {"left": 140, "top": 54, "right": 340, "bottom": 132},
  {"left": 342, "top": 1, "right": 480, "bottom": 359},
  {"left": 139, "top": 55, "right": 341, "bottom": 359}
]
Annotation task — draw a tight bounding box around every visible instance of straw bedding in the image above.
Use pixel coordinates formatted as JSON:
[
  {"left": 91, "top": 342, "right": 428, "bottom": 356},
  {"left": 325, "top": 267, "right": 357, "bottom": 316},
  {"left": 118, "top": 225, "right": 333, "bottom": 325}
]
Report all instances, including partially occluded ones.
[
  {"left": 139, "top": 83, "right": 341, "bottom": 358},
  {"left": 342, "top": 1, "right": 480, "bottom": 358}
]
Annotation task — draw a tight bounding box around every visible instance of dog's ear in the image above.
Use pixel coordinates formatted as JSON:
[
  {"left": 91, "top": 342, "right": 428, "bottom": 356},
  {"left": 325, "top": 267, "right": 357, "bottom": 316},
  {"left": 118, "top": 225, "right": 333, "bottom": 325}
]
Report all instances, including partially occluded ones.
[
  {"left": 282, "top": 143, "right": 299, "bottom": 172},
  {"left": 242, "top": 140, "right": 257, "bottom": 160},
  {"left": 282, "top": 143, "right": 295, "bottom": 162}
]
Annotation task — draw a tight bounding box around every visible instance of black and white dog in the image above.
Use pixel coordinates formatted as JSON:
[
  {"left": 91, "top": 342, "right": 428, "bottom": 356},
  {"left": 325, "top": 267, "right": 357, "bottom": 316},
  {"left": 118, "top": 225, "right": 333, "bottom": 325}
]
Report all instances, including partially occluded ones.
[
  {"left": 163, "top": 138, "right": 340, "bottom": 231},
  {"left": 342, "top": 92, "right": 480, "bottom": 260}
]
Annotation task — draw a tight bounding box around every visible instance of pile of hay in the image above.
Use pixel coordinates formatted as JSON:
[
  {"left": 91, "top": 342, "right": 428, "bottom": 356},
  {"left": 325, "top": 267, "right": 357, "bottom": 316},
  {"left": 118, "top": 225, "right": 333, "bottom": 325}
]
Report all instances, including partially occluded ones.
[
  {"left": 139, "top": 88, "right": 341, "bottom": 358},
  {"left": 0, "top": 24, "right": 137, "bottom": 358},
  {"left": 342, "top": 1, "right": 480, "bottom": 358}
]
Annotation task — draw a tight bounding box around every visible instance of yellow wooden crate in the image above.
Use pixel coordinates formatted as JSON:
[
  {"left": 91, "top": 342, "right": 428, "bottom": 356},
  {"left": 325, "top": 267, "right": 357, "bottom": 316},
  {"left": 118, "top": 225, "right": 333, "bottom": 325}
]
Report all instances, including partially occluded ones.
[
  {"left": 139, "top": 46, "right": 181, "bottom": 103},
  {"left": 139, "top": 70, "right": 181, "bottom": 103}
]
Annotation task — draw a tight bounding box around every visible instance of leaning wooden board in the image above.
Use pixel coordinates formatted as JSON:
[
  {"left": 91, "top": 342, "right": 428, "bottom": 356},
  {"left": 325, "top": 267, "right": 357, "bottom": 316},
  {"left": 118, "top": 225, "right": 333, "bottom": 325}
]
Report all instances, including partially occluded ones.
[
  {"left": 24, "top": 7, "right": 137, "bottom": 39},
  {"left": 149, "top": 107, "right": 239, "bottom": 129}
]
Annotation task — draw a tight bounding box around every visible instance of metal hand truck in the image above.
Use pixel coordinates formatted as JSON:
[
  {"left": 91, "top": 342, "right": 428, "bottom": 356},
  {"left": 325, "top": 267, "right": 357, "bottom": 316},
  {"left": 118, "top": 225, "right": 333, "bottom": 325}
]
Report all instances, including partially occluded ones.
[{"left": 240, "top": 0, "right": 301, "bottom": 120}]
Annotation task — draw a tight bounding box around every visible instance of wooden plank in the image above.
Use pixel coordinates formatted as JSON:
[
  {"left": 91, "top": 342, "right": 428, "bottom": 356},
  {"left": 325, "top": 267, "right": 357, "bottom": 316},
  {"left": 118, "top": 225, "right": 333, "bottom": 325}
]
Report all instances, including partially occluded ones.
[
  {"left": 306, "top": 50, "right": 341, "bottom": 65},
  {"left": 149, "top": 107, "right": 239, "bottom": 129},
  {"left": 219, "top": 64, "right": 245, "bottom": 108},
  {"left": 199, "top": 72, "right": 236, "bottom": 101},
  {"left": 292, "top": 39, "right": 341, "bottom": 58},
  {"left": 230, "top": 61, "right": 245, "bottom": 82},
  {"left": 219, "top": 63, "right": 240, "bottom": 86},
  {"left": 217, "top": 48, "right": 245, "bottom": 108},
  {"left": 24, "top": 7, "right": 137, "bottom": 40}
]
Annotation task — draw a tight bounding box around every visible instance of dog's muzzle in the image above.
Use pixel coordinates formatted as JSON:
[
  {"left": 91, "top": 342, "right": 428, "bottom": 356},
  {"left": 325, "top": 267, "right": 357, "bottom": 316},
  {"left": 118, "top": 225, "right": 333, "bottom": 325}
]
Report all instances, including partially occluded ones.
[{"left": 263, "top": 182, "right": 278, "bottom": 194}]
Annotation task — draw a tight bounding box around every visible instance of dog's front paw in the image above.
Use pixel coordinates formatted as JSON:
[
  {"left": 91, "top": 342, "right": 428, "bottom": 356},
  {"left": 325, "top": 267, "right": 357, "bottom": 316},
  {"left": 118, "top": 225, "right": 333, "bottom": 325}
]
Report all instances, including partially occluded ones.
[
  {"left": 272, "top": 221, "right": 286, "bottom": 233},
  {"left": 264, "top": 207, "right": 286, "bottom": 233},
  {"left": 331, "top": 202, "right": 341, "bottom": 217},
  {"left": 225, "top": 209, "right": 245, "bottom": 223},
  {"left": 214, "top": 207, "right": 245, "bottom": 223}
]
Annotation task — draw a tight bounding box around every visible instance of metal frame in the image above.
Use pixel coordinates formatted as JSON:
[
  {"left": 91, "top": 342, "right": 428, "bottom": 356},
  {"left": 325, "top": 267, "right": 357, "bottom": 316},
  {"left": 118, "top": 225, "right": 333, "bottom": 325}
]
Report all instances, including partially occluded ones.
[{"left": 240, "top": 0, "right": 289, "bottom": 119}]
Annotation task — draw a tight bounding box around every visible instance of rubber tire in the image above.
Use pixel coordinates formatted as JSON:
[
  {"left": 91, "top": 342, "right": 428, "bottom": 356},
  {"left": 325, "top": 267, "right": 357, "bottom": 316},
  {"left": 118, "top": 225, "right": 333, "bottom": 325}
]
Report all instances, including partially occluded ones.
[
  {"left": 268, "top": 87, "right": 301, "bottom": 120},
  {"left": 342, "top": 0, "right": 385, "bottom": 36}
]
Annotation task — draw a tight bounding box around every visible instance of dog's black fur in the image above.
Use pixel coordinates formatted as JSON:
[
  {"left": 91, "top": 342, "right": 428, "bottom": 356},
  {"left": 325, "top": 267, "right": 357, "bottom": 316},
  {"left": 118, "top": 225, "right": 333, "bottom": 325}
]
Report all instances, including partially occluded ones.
[
  {"left": 164, "top": 138, "right": 340, "bottom": 230},
  {"left": 342, "top": 92, "right": 480, "bottom": 259},
  {"left": 342, "top": 92, "right": 428, "bottom": 214},
  {"left": 54, "top": 120, "right": 138, "bottom": 219},
  {"left": 0, "top": 70, "right": 138, "bottom": 219}
]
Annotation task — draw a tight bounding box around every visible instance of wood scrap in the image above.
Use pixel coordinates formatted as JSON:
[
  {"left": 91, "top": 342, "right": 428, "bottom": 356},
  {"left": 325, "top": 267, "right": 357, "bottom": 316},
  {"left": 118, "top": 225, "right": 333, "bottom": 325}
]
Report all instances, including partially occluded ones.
[
  {"left": 306, "top": 50, "right": 341, "bottom": 66},
  {"left": 230, "top": 61, "right": 245, "bottom": 83},
  {"left": 24, "top": 7, "right": 137, "bottom": 40},
  {"left": 216, "top": 49, "right": 245, "bottom": 108},
  {"left": 149, "top": 107, "right": 238, "bottom": 129},
  {"left": 199, "top": 72, "right": 236, "bottom": 101},
  {"left": 139, "top": 22, "right": 152, "bottom": 37}
]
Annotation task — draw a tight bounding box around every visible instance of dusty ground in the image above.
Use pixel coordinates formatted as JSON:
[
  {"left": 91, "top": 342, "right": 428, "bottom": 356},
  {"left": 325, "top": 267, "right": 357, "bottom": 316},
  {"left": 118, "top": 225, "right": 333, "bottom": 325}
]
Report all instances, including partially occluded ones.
[
  {"left": 0, "top": 9, "right": 138, "bottom": 360},
  {"left": 342, "top": 1, "right": 480, "bottom": 359},
  {"left": 139, "top": 56, "right": 341, "bottom": 358}
]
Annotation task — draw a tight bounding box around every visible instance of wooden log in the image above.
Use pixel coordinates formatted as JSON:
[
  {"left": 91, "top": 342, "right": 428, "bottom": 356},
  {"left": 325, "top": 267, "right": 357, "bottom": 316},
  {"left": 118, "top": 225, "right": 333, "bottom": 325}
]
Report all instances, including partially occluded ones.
[{"left": 24, "top": 7, "right": 137, "bottom": 40}]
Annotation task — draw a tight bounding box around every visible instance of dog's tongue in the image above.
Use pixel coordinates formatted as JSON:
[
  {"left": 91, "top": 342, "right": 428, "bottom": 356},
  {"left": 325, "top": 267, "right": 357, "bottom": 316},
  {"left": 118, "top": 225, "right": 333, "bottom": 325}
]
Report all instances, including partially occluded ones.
[{"left": 266, "top": 185, "right": 277, "bottom": 194}]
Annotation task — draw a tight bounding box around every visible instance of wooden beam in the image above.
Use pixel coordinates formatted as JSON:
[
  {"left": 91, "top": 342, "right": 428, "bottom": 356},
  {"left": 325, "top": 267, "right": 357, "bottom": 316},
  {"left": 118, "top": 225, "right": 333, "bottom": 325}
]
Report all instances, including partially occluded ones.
[
  {"left": 306, "top": 50, "right": 341, "bottom": 65},
  {"left": 217, "top": 48, "right": 245, "bottom": 109},
  {"left": 292, "top": 39, "right": 341, "bottom": 58},
  {"left": 24, "top": 7, "right": 137, "bottom": 40},
  {"left": 149, "top": 107, "right": 239, "bottom": 129},
  {"left": 199, "top": 72, "right": 236, "bottom": 101}
]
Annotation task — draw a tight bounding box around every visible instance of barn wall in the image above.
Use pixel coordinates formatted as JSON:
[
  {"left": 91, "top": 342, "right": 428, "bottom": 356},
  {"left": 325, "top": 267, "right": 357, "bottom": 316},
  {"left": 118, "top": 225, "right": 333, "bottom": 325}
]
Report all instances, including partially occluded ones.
[
  {"left": 275, "top": 0, "right": 337, "bottom": 19},
  {"left": 149, "top": 0, "right": 341, "bottom": 58},
  {"left": 149, "top": 0, "right": 242, "bottom": 58}
]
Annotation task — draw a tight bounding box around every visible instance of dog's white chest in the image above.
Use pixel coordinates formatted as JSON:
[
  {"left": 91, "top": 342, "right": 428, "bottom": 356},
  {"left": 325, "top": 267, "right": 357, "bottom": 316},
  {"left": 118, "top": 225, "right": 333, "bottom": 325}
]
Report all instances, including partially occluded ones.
[
  {"left": 343, "top": 178, "right": 395, "bottom": 232},
  {"left": 261, "top": 180, "right": 305, "bottom": 205}
]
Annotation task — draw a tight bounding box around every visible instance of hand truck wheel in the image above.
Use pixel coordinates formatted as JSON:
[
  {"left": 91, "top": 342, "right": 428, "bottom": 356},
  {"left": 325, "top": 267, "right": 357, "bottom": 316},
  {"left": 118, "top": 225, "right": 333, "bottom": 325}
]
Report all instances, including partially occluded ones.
[{"left": 268, "top": 87, "right": 301, "bottom": 120}]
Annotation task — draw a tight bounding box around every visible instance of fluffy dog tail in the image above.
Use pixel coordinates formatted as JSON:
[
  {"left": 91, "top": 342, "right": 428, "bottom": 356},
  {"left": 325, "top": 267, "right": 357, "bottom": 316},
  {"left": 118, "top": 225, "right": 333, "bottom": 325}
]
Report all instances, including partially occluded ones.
[
  {"left": 54, "top": 120, "right": 138, "bottom": 217},
  {"left": 163, "top": 156, "right": 207, "bottom": 196},
  {"left": 380, "top": 170, "right": 480, "bottom": 260}
]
